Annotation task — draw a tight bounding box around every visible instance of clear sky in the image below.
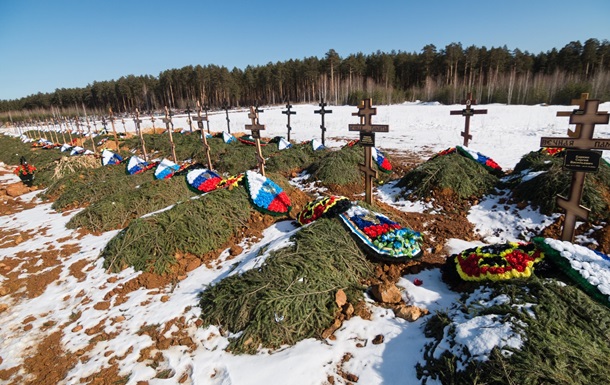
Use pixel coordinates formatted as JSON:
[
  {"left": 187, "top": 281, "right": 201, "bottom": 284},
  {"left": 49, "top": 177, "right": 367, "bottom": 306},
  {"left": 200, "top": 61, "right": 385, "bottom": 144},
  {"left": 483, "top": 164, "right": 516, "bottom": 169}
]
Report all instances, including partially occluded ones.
[{"left": 0, "top": 0, "right": 608, "bottom": 101}]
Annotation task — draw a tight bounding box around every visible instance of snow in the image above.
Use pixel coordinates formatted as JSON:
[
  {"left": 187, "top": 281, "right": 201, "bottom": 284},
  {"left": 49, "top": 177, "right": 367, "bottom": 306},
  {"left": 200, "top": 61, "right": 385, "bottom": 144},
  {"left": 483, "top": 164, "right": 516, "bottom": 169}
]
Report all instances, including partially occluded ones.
[{"left": 1, "top": 101, "right": 610, "bottom": 384}]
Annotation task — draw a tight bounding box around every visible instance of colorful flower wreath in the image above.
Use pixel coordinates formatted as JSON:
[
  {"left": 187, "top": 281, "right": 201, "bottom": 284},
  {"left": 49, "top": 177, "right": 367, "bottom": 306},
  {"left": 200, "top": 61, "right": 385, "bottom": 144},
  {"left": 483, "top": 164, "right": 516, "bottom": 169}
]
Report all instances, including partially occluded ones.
[
  {"left": 296, "top": 195, "right": 351, "bottom": 226},
  {"left": 455, "top": 242, "right": 544, "bottom": 281},
  {"left": 539, "top": 147, "right": 565, "bottom": 157},
  {"left": 13, "top": 163, "right": 37, "bottom": 176},
  {"left": 341, "top": 206, "right": 423, "bottom": 259},
  {"left": 245, "top": 171, "right": 291, "bottom": 216}
]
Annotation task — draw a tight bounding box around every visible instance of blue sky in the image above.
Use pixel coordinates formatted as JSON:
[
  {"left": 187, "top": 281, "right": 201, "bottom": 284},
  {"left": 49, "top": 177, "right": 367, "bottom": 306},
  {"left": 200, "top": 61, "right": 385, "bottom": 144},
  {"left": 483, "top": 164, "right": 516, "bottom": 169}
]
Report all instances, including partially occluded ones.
[{"left": 0, "top": 0, "right": 608, "bottom": 101}]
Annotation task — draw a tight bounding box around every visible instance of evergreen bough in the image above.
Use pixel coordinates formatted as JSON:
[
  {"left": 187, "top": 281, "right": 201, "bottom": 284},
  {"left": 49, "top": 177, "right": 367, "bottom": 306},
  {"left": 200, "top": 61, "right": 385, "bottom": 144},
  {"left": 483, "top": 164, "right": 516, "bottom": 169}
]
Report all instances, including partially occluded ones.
[
  {"left": 101, "top": 187, "right": 252, "bottom": 274},
  {"left": 397, "top": 152, "right": 498, "bottom": 199},
  {"left": 199, "top": 218, "right": 374, "bottom": 354},
  {"left": 306, "top": 145, "right": 362, "bottom": 186},
  {"left": 509, "top": 151, "right": 610, "bottom": 220},
  {"left": 67, "top": 176, "right": 196, "bottom": 232}
]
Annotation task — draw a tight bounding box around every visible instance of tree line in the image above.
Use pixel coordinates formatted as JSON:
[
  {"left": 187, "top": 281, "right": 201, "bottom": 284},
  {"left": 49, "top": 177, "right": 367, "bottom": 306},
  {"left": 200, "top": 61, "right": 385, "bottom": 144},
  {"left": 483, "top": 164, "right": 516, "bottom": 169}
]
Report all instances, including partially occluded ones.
[{"left": 1, "top": 38, "right": 609, "bottom": 122}]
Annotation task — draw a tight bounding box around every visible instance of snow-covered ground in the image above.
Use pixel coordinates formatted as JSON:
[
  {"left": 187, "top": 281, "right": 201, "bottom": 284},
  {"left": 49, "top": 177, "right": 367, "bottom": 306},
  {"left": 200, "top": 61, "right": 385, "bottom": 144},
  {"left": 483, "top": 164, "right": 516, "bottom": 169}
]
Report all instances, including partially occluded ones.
[{"left": 1, "top": 101, "right": 609, "bottom": 384}]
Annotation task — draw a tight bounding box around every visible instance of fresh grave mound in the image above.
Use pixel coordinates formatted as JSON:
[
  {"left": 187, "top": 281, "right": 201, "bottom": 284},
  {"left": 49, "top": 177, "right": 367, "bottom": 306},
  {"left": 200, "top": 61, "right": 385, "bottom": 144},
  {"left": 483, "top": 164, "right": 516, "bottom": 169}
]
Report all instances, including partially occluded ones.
[
  {"left": 101, "top": 187, "right": 253, "bottom": 274},
  {"left": 198, "top": 218, "right": 375, "bottom": 354},
  {"left": 237, "top": 135, "right": 268, "bottom": 146},
  {"left": 0, "top": 134, "right": 64, "bottom": 186},
  {"left": 344, "top": 140, "right": 393, "bottom": 173},
  {"left": 397, "top": 148, "right": 499, "bottom": 200},
  {"left": 418, "top": 277, "right": 610, "bottom": 385},
  {"left": 305, "top": 144, "right": 378, "bottom": 190},
  {"left": 506, "top": 150, "right": 610, "bottom": 220},
  {"left": 264, "top": 142, "right": 327, "bottom": 176},
  {"left": 52, "top": 154, "right": 101, "bottom": 181},
  {"left": 42, "top": 163, "right": 153, "bottom": 211},
  {"left": 339, "top": 204, "right": 423, "bottom": 262},
  {"left": 450, "top": 242, "right": 545, "bottom": 282},
  {"left": 66, "top": 175, "right": 197, "bottom": 233},
  {"left": 534, "top": 237, "right": 610, "bottom": 307}
]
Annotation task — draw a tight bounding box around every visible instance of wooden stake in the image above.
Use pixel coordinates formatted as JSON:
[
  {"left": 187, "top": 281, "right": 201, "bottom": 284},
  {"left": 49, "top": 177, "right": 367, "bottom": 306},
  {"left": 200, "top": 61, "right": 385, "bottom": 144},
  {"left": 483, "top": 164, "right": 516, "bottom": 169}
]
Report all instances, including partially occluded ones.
[
  {"left": 163, "top": 106, "right": 177, "bottom": 163},
  {"left": 108, "top": 108, "right": 120, "bottom": 149},
  {"left": 133, "top": 108, "right": 148, "bottom": 161},
  {"left": 194, "top": 100, "right": 213, "bottom": 170}
]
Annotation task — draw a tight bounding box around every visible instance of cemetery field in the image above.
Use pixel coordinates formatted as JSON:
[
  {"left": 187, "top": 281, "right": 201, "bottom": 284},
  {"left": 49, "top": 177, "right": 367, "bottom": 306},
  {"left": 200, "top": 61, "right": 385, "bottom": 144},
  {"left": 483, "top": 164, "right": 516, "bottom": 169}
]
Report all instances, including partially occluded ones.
[{"left": 1, "top": 101, "right": 610, "bottom": 385}]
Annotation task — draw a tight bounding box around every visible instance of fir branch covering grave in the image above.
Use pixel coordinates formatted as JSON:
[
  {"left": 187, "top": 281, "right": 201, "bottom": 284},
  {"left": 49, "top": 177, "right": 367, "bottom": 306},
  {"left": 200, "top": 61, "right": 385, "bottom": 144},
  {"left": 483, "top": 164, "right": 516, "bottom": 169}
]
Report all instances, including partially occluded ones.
[
  {"left": 0, "top": 134, "right": 64, "bottom": 186},
  {"left": 42, "top": 165, "right": 153, "bottom": 211},
  {"left": 305, "top": 144, "right": 363, "bottom": 186},
  {"left": 264, "top": 142, "right": 326, "bottom": 175},
  {"left": 67, "top": 175, "right": 196, "bottom": 232},
  {"left": 199, "top": 218, "right": 375, "bottom": 354},
  {"left": 508, "top": 151, "right": 610, "bottom": 220},
  {"left": 417, "top": 278, "right": 610, "bottom": 385},
  {"left": 101, "top": 187, "right": 252, "bottom": 274},
  {"left": 397, "top": 152, "right": 499, "bottom": 199}
]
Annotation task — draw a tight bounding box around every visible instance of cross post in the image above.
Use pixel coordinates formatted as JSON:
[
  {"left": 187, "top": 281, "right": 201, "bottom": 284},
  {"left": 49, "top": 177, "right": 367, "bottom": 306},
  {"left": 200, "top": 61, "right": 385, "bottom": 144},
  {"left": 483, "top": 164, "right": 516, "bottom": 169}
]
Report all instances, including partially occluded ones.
[
  {"left": 223, "top": 101, "right": 231, "bottom": 133},
  {"left": 449, "top": 92, "right": 487, "bottom": 147},
  {"left": 539, "top": 98, "right": 610, "bottom": 241},
  {"left": 245, "top": 106, "right": 266, "bottom": 176},
  {"left": 557, "top": 93, "right": 589, "bottom": 138},
  {"left": 185, "top": 105, "right": 194, "bottom": 133},
  {"left": 108, "top": 108, "right": 120, "bottom": 149},
  {"left": 194, "top": 100, "right": 213, "bottom": 170},
  {"left": 121, "top": 118, "right": 127, "bottom": 134},
  {"left": 348, "top": 98, "right": 390, "bottom": 204},
  {"left": 282, "top": 101, "right": 296, "bottom": 142},
  {"left": 133, "top": 108, "right": 148, "bottom": 161},
  {"left": 314, "top": 98, "right": 333, "bottom": 146},
  {"left": 163, "top": 106, "right": 177, "bottom": 162}
]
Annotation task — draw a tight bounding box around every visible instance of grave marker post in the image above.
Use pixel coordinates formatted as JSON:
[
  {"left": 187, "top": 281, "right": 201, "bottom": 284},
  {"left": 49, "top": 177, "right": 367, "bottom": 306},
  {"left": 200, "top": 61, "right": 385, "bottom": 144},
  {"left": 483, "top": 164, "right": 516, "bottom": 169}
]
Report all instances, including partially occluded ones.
[
  {"left": 314, "top": 98, "right": 333, "bottom": 146},
  {"left": 133, "top": 108, "right": 148, "bottom": 161},
  {"left": 557, "top": 93, "right": 589, "bottom": 138},
  {"left": 348, "top": 98, "right": 389, "bottom": 204},
  {"left": 121, "top": 118, "right": 127, "bottom": 134},
  {"left": 245, "top": 106, "right": 266, "bottom": 176},
  {"left": 194, "top": 100, "right": 213, "bottom": 170},
  {"left": 539, "top": 98, "right": 610, "bottom": 241},
  {"left": 282, "top": 101, "right": 296, "bottom": 141},
  {"left": 203, "top": 104, "right": 211, "bottom": 133},
  {"left": 162, "top": 106, "right": 178, "bottom": 163},
  {"left": 108, "top": 108, "right": 120, "bottom": 149},
  {"left": 223, "top": 101, "right": 231, "bottom": 133},
  {"left": 185, "top": 105, "right": 194, "bottom": 133},
  {"left": 449, "top": 92, "right": 487, "bottom": 147}
]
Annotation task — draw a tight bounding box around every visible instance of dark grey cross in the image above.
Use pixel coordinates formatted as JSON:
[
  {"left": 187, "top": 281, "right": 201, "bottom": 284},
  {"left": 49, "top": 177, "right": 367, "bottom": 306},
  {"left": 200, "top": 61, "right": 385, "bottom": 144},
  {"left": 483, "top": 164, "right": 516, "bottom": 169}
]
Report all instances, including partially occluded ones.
[
  {"left": 163, "top": 106, "right": 177, "bottom": 162},
  {"left": 539, "top": 99, "right": 609, "bottom": 242},
  {"left": 246, "top": 106, "right": 267, "bottom": 176},
  {"left": 133, "top": 108, "right": 148, "bottom": 161},
  {"left": 282, "top": 101, "right": 296, "bottom": 142},
  {"left": 185, "top": 105, "right": 194, "bottom": 133},
  {"left": 194, "top": 100, "right": 213, "bottom": 170},
  {"left": 449, "top": 92, "right": 488, "bottom": 147},
  {"left": 314, "top": 98, "right": 333, "bottom": 146},
  {"left": 223, "top": 101, "right": 231, "bottom": 133},
  {"left": 348, "top": 98, "right": 389, "bottom": 204}
]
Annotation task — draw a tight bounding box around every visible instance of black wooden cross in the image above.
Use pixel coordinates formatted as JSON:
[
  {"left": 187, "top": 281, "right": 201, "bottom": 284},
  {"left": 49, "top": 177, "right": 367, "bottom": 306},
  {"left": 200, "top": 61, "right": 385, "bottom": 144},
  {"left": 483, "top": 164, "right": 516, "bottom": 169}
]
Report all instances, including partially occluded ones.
[
  {"left": 314, "top": 98, "right": 333, "bottom": 146},
  {"left": 194, "top": 100, "right": 213, "bottom": 170},
  {"left": 540, "top": 99, "right": 610, "bottom": 241},
  {"left": 133, "top": 108, "right": 148, "bottom": 161},
  {"left": 246, "top": 106, "right": 267, "bottom": 176},
  {"left": 185, "top": 105, "right": 194, "bottom": 133},
  {"left": 163, "top": 106, "right": 177, "bottom": 162},
  {"left": 449, "top": 92, "right": 487, "bottom": 147},
  {"left": 282, "top": 101, "right": 296, "bottom": 142},
  {"left": 223, "top": 101, "right": 231, "bottom": 133},
  {"left": 348, "top": 98, "right": 390, "bottom": 204}
]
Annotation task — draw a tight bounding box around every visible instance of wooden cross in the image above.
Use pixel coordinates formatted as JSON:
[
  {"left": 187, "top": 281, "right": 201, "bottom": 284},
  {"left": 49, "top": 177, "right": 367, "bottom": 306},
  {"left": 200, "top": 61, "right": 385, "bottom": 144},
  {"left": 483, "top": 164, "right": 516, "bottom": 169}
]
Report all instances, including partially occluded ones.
[
  {"left": 314, "top": 98, "right": 333, "bottom": 146},
  {"left": 282, "top": 101, "right": 296, "bottom": 141},
  {"left": 185, "top": 105, "right": 194, "bottom": 133},
  {"left": 194, "top": 100, "right": 213, "bottom": 170},
  {"left": 557, "top": 93, "right": 589, "bottom": 138},
  {"left": 223, "top": 101, "right": 231, "bottom": 133},
  {"left": 449, "top": 92, "right": 488, "bottom": 147},
  {"left": 203, "top": 104, "right": 211, "bottom": 133},
  {"left": 121, "top": 118, "right": 127, "bottom": 134},
  {"left": 133, "top": 108, "right": 148, "bottom": 161},
  {"left": 108, "top": 108, "right": 120, "bottom": 149},
  {"left": 245, "top": 106, "right": 266, "bottom": 176},
  {"left": 348, "top": 98, "right": 390, "bottom": 204},
  {"left": 150, "top": 113, "right": 157, "bottom": 133},
  {"left": 540, "top": 99, "right": 610, "bottom": 242},
  {"left": 163, "top": 106, "right": 178, "bottom": 162}
]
